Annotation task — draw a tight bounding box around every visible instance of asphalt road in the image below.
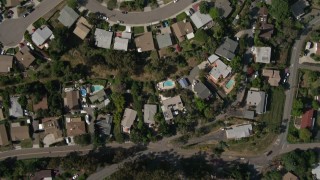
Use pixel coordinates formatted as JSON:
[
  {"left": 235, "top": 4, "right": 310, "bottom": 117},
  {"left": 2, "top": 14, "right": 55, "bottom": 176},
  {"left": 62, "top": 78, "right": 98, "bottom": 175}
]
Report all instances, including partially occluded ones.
[
  {"left": 84, "top": 0, "right": 195, "bottom": 25},
  {"left": 0, "top": 0, "right": 64, "bottom": 47}
]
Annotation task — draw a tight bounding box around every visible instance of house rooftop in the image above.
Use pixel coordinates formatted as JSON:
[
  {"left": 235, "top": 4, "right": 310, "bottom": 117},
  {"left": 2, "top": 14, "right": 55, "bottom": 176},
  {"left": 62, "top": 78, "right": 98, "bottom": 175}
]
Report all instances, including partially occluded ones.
[
  {"left": 283, "top": 172, "right": 298, "bottom": 180},
  {"left": 135, "top": 32, "right": 155, "bottom": 52},
  {"left": 208, "top": 54, "right": 219, "bottom": 64},
  {"left": 15, "top": 46, "right": 35, "bottom": 68},
  {"left": 9, "top": 96, "right": 23, "bottom": 118},
  {"left": 94, "top": 28, "right": 113, "bottom": 49},
  {"left": 192, "top": 81, "right": 212, "bottom": 100},
  {"left": 209, "top": 59, "right": 232, "bottom": 80},
  {"left": 226, "top": 124, "right": 252, "bottom": 139},
  {"left": 5, "top": 0, "right": 20, "bottom": 7},
  {"left": 10, "top": 124, "right": 30, "bottom": 141},
  {"left": 190, "top": 11, "right": 213, "bottom": 29},
  {"left": 312, "top": 165, "right": 320, "bottom": 180},
  {"left": 161, "top": 95, "right": 184, "bottom": 121},
  {"left": 178, "top": 78, "right": 190, "bottom": 88},
  {"left": 114, "top": 37, "right": 129, "bottom": 51},
  {"left": 262, "top": 69, "right": 281, "bottom": 86},
  {"left": 32, "top": 26, "right": 53, "bottom": 46},
  {"left": 64, "top": 90, "right": 80, "bottom": 111},
  {"left": 121, "top": 32, "right": 132, "bottom": 39},
  {"left": 66, "top": 117, "right": 86, "bottom": 137},
  {"left": 121, "top": 108, "right": 137, "bottom": 133},
  {"left": 215, "top": 37, "right": 238, "bottom": 61},
  {"left": 31, "top": 170, "right": 53, "bottom": 180},
  {"left": 171, "top": 21, "right": 194, "bottom": 42},
  {"left": 301, "top": 109, "right": 315, "bottom": 129},
  {"left": 73, "top": 23, "right": 90, "bottom": 40},
  {"left": 0, "top": 124, "right": 9, "bottom": 146},
  {"left": 246, "top": 89, "right": 267, "bottom": 114},
  {"left": 291, "top": 0, "right": 310, "bottom": 19},
  {"left": 42, "top": 117, "right": 63, "bottom": 139},
  {"left": 89, "top": 89, "right": 106, "bottom": 103},
  {"left": 0, "top": 55, "right": 13, "bottom": 73},
  {"left": 214, "top": 0, "right": 233, "bottom": 18},
  {"left": 58, "top": 5, "right": 79, "bottom": 27},
  {"left": 96, "top": 114, "right": 113, "bottom": 135},
  {"left": 156, "top": 33, "right": 173, "bottom": 49},
  {"left": 144, "top": 104, "right": 157, "bottom": 125}
]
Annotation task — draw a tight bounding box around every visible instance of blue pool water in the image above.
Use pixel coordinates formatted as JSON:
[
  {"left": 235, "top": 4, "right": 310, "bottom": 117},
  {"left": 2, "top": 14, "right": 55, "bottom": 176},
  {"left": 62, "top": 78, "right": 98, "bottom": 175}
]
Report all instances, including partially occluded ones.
[
  {"left": 225, "top": 80, "right": 235, "bottom": 89},
  {"left": 91, "top": 85, "right": 104, "bottom": 93},
  {"left": 163, "top": 80, "right": 174, "bottom": 87},
  {"left": 80, "top": 88, "right": 87, "bottom": 96}
]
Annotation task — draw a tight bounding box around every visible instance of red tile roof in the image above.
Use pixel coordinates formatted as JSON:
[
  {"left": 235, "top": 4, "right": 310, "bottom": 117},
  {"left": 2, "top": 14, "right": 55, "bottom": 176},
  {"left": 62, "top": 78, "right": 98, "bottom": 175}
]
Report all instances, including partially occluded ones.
[{"left": 301, "top": 109, "right": 314, "bottom": 129}]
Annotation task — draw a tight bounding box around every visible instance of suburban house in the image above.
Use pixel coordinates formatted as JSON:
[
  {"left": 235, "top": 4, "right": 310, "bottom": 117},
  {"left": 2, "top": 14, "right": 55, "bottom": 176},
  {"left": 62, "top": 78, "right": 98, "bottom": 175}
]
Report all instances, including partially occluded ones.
[
  {"left": 114, "top": 37, "right": 129, "bottom": 51},
  {"left": 10, "top": 122, "right": 30, "bottom": 142},
  {"left": 208, "top": 54, "right": 220, "bottom": 64},
  {"left": 31, "top": 170, "right": 54, "bottom": 180},
  {"left": 246, "top": 88, "right": 267, "bottom": 114},
  {"left": 88, "top": 89, "right": 109, "bottom": 109},
  {"left": 252, "top": 46, "right": 271, "bottom": 64},
  {"left": 257, "top": 7, "right": 274, "bottom": 39},
  {"left": 58, "top": 6, "right": 79, "bottom": 28},
  {"left": 9, "top": 96, "right": 24, "bottom": 118},
  {"left": 96, "top": 114, "right": 113, "bottom": 136},
  {"left": 135, "top": 32, "right": 155, "bottom": 52},
  {"left": 192, "top": 81, "right": 212, "bottom": 100},
  {"left": 5, "top": 0, "right": 20, "bottom": 7},
  {"left": 190, "top": 11, "right": 213, "bottom": 29},
  {"left": 0, "top": 124, "right": 9, "bottom": 146},
  {"left": 209, "top": 59, "right": 232, "bottom": 82},
  {"left": 33, "top": 96, "right": 48, "bottom": 112},
  {"left": 262, "top": 69, "right": 281, "bottom": 86},
  {"left": 291, "top": 0, "right": 310, "bottom": 20},
  {"left": 299, "top": 109, "right": 315, "bottom": 129},
  {"left": 161, "top": 95, "right": 185, "bottom": 121},
  {"left": 156, "top": 33, "right": 173, "bottom": 49},
  {"left": 214, "top": 0, "right": 233, "bottom": 18},
  {"left": 73, "top": 17, "right": 93, "bottom": 40},
  {"left": 215, "top": 37, "right": 238, "bottom": 61},
  {"left": 143, "top": 104, "right": 157, "bottom": 126},
  {"left": 312, "top": 165, "right": 320, "bottom": 180},
  {"left": 121, "top": 108, "right": 137, "bottom": 134},
  {"left": 66, "top": 117, "right": 86, "bottom": 137},
  {"left": 94, "top": 28, "right": 113, "bottom": 49},
  {"left": 32, "top": 26, "right": 53, "bottom": 47},
  {"left": 225, "top": 124, "right": 252, "bottom": 139},
  {"left": 121, "top": 32, "right": 132, "bottom": 39},
  {"left": 15, "top": 46, "right": 36, "bottom": 68},
  {"left": 178, "top": 78, "right": 190, "bottom": 88},
  {"left": 40, "top": 117, "right": 63, "bottom": 146},
  {"left": 0, "top": 55, "right": 13, "bottom": 73},
  {"left": 282, "top": 172, "right": 298, "bottom": 180},
  {"left": 64, "top": 90, "right": 80, "bottom": 111},
  {"left": 171, "top": 21, "right": 194, "bottom": 42}
]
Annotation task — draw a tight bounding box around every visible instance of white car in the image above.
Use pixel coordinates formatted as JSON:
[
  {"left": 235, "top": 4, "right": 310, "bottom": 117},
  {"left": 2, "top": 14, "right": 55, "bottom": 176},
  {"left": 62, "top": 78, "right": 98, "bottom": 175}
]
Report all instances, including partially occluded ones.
[
  {"left": 85, "top": 114, "right": 90, "bottom": 125},
  {"left": 174, "top": 0, "right": 178, "bottom": 3}
]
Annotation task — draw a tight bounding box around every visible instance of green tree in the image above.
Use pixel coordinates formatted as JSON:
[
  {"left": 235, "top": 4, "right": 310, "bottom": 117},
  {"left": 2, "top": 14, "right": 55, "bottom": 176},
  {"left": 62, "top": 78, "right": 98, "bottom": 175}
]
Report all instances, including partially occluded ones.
[
  {"left": 263, "top": 170, "right": 282, "bottom": 180},
  {"left": 107, "top": 0, "right": 117, "bottom": 9},
  {"left": 194, "top": 29, "right": 208, "bottom": 43},
  {"left": 18, "top": 96, "right": 28, "bottom": 108},
  {"left": 292, "top": 99, "right": 303, "bottom": 117},
  {"left": 199, "top": 1, "right": 209, "bottom": 14},
  {"left": 195, "top": 98, "right": 207, "bottom": 112},
  {"left": 209, "top": 7, "right": 219, "bottom": 20},
  {"left": 270, "top": 0, "right": 289, "bottom": 22},
  {"left": 251, "top": 77, "right": 262, "bottom": 88},
  {"left": 230, "top": 56, "right": 242, "bottom": 72},
  {"left": 74, "top": 134, "right": 92, "bottom": 146},
  {"left": 299, "top": 128, "right": 312, "bottom": 142},
  {"left": 67, "top": 0, "right": 78, "bottom": 9},
  {"left": 312, "top": 100, "right": 320, "bottom": 110}
]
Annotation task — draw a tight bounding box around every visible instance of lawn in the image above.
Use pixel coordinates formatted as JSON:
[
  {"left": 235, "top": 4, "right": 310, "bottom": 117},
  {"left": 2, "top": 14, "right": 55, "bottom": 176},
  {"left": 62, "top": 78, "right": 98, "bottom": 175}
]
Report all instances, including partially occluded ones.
[
  {"left": 176, "top": 12, "right": 187, "bottom": 22},
  {"left": 133, "top": 26, "right": 145, "bottom": 35},
  {"left": 163, "top": 0, "right": 172, "bottom": 4},
  {"left": 21, "top": 139, "right": 33, "bottom": 148}
]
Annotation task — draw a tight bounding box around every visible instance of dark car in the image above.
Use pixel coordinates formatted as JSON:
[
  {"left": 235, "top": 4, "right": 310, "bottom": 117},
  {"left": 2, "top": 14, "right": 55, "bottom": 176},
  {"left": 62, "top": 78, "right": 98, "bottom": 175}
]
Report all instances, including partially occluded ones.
[{"left": 189, "top": 8, "right": 195, "bottom": 15}]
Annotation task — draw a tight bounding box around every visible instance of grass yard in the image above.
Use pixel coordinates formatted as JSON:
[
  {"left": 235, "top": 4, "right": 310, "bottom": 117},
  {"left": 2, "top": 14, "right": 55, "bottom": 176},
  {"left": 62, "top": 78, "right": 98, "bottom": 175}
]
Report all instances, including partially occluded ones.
[
  {"left": 21, "top": 139, "right": 33, "bottom": 148},
  {"left": 163, "top": 0, "right": 172, "bottom": 4},
  {"left": 133, "top": 26, "right": 145, "bottom": 35},
  {"left": 176, "top": 12, "right": 187, "bottom": 22}
]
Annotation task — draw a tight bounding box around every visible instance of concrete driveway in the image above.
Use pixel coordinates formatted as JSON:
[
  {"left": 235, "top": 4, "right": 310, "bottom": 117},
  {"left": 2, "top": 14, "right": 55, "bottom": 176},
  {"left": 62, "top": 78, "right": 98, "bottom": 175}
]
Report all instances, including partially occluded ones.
[{"left": 0, "top": 0, "right": 63, "bottom": 47}]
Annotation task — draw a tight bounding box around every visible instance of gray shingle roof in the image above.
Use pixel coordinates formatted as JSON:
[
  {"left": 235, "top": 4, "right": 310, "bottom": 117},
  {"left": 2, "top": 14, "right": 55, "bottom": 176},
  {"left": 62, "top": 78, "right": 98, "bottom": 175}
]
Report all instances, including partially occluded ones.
[
  {"left": 121, "top": 108, "right": 137, "bottom": 128},
  {"left": 9, "top": 96, "right": 23, "bottom": 118},
  {"left": 58, "top": 6, "right": 79, "bottom": 27},
  {"left": 246, "top": 89, "right": 267, "bottom": 114},
  {"left": 144, "top": 104, "right": 157, "bottom": 124},
  {"left": 291, "top": 0, "right": 309, "bottom": 19},
  {"left": 114, "top": 37, "right": 129, "bottom": 51},
  {"left": 94, "top": 28, "right": 113, "bottom": 49},
  {"left": 226, "top": 124, "right": 252, "bottom": 139},
  {"left": 178, "top": 78, "right": 190, "bottom": 88},
  {"left": 215, "top": 37, "right": 238, "bottom": 61},
  {"left": 192, "top": 82, "right": 212, "bottom": 99},
  {"left": 156, "top": 33, "right": 173, "bottom": 49},
  {"left": 190, "top": 11, "right": 213, "bottom": 29},
  {"left": 31, "top": 26, "right": 53, "bottom": 46}
]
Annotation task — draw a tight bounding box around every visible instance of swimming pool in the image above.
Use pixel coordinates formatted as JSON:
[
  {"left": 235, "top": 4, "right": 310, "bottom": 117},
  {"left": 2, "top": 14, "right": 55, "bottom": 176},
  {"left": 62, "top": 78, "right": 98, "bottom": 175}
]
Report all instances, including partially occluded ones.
[
  {"left": 225, "top": 80, "right": 235, "bottom": 89},
  {"left": 91, "top": 85, "right": 104, "bottom": 93},
  {"left": 80, "top": 88, "right": 87, "bottom": 97},
  {"left": 163, "top": 80, "right": 174, "bottom": 87}
]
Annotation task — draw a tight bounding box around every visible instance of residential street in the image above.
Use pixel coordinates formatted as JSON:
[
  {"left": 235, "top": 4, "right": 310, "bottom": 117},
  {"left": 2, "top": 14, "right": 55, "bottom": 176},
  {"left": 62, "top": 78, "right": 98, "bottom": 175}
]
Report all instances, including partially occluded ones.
[
  {"left": 84, "top": 0, "right": 195, "bottom": 25},
  {"left": 0, "top": 0, "right": 64, "bottom": 47}
]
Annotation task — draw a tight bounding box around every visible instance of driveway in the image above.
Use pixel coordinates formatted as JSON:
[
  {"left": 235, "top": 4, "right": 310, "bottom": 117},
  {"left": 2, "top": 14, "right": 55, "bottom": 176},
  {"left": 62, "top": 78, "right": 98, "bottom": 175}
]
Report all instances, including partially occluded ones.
[
  {"left": 0, "top": 0, "right": 64, "bottom": 47},
  {"left": 84, "top": 0, "right": 194, "bottom": 25}
]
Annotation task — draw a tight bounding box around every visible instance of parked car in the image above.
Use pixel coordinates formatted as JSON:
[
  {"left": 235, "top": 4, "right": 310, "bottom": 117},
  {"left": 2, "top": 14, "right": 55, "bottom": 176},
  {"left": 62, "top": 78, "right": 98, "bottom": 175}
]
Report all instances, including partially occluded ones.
[
  {"left": 189, "top": 8, "right": 195, "bottom": 15},
  {"left": 85, "top": 114, "right": 90, "bottom": 125},
  {"left": 23, "top": 13, "right": 29, "bottom": 18}
]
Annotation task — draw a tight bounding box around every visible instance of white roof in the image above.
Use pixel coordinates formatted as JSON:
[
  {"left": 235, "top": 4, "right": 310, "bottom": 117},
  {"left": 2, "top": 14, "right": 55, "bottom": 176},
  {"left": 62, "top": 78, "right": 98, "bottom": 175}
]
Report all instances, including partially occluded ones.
[
  {"left": 114, "top": 37, "right": 129, "bottom": 51},
  {"left": 186, "top": 32, "right": 194, "bottom": 39},
  {"left": 226, "top": 124, "right": 252, "bottom": 139},
  {"left": 252, "top": 46, "right": 271, "bottom": 64},
  {"left": 94, "top": 28, "right": 113, "bottom": 49},
  {"left": 312, "top": 165, "right": 320, "bottom": 179},
  {"left": 246, "top": 89, "right": 266, "bottom": 114},
  {"left": 208, "top": 54, "right": 219, "bottom": 64},
  {"left": 32, "top": 26, "right": 53, "bottom": 46},
  {"left": 121, "top": 108, "right": 137, "bottom": 128},
  {"left": 209, "top": 59, "right": 232, "bottom": 80},
  {"left": 190, "top": 11, "right": 213, "bottom": 29}
]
